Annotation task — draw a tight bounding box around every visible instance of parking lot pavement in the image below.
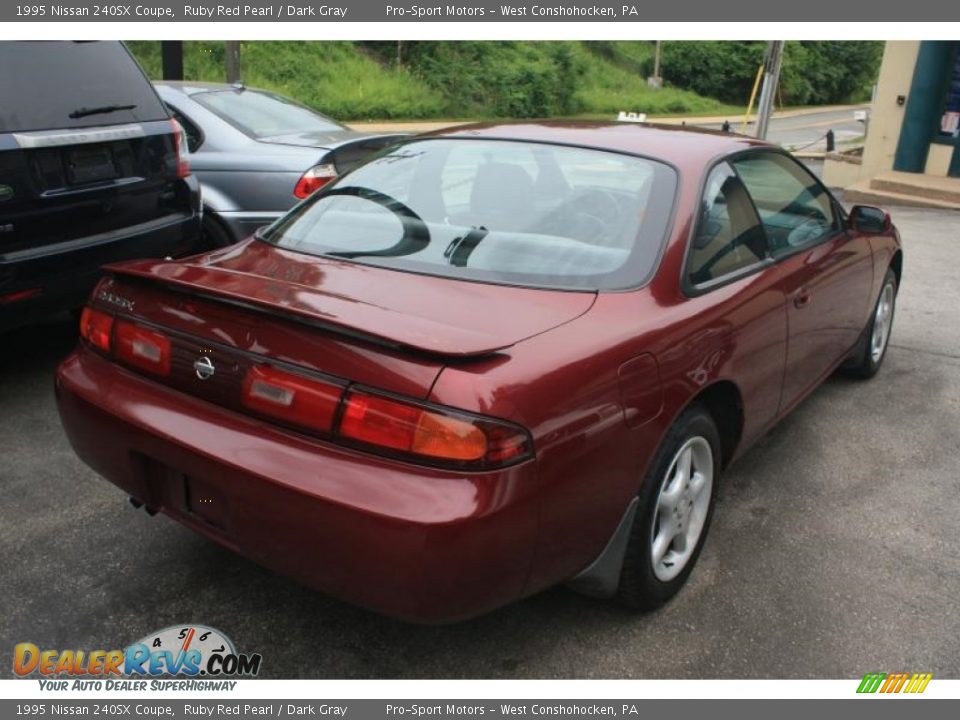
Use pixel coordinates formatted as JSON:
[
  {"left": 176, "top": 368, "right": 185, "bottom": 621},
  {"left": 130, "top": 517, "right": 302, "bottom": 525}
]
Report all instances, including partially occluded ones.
[{"left": 2, "top": 206, "right": 959, "bottom": 680}]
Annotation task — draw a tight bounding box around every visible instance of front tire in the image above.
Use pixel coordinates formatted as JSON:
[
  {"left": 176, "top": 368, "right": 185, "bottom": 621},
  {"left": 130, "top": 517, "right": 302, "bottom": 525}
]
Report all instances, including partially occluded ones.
[
  {"left": 843, "top": 268, "right": 898, "bottom": 379},
  {"left": 616, "top": 405, "right": 721, "bottom": 610}
]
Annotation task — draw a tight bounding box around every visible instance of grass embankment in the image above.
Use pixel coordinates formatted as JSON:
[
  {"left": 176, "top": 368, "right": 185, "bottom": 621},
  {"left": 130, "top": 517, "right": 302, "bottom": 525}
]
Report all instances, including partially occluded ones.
[{"left": 127, "top": 41, "right": 737, "bottom": 122}]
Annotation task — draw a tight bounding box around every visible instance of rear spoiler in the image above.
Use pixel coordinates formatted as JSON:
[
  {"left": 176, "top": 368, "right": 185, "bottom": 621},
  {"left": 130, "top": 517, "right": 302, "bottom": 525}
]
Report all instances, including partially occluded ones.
[
  {"left": 322, "top": 133, "right": 410, "bottom": 175},
  {"left": 101, "top": 259, "right": 512, "bottom": 360}
]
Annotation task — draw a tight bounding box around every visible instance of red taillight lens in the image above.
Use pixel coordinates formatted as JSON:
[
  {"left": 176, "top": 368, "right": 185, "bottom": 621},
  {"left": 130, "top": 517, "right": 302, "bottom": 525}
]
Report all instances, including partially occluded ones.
[
  {"left": 170, "top": 118, "right": 190, "bottom": 179},
  {"left": 114, "top": 321, "right": 171, "bottom": 376},
  {"left": 242, "top": 364, "right": 343, "bottom": 434},
  {"left": 294, "top": 164, "right": 337, "bottom": 199},
  {"left": 0, "top": 288, "right": 42, "bottom": 304},
  {"left": 79, "top": 307, "right": 114, "bottom": 353},
  {"left": 337, "top": 390, "right": 530, "bottom": 468}
]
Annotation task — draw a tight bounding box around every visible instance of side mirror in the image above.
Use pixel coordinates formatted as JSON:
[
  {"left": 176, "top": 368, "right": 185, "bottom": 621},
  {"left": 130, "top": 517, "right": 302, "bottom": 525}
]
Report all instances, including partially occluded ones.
[{"left": 849, "top": 205, "right": 891, "bottom": 234}]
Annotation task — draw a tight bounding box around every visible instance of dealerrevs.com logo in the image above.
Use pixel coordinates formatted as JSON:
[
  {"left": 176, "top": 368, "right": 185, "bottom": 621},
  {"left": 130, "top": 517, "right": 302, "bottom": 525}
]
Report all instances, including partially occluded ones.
[{"left": 14, "top": 624, "right": 262, "bottom": 690}]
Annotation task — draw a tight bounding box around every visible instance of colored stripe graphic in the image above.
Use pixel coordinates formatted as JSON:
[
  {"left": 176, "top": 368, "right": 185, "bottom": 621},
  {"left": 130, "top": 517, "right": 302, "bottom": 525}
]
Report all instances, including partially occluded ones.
[{"left": 857, "top": 672, "right": 932, "bottom": 694}]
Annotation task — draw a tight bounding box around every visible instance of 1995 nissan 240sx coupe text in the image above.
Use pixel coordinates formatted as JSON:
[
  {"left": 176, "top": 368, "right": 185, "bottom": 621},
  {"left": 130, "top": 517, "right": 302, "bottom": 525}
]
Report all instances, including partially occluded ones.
[{"left": 56, "top": 122, "right": 902, "bottom": 623}]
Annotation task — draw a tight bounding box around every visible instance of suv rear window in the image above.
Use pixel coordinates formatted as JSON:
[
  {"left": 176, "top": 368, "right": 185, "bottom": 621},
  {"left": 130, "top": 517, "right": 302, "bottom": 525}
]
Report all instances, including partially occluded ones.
[
  {"left": 261, "top": 138, "right": 677, "bottom": 291},
  {"left": 0, "top": 41, "right": 168, "bottom": 133}
]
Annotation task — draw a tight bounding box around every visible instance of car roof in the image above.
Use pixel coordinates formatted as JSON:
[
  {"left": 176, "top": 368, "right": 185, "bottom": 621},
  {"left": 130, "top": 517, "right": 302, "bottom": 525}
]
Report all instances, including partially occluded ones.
[{"left": 419, "top": 120, "right": 771, "bottom": 167}]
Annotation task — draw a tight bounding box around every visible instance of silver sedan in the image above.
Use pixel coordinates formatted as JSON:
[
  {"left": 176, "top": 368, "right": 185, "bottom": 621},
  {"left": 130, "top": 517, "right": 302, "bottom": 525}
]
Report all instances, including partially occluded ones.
[{"left": 155, "top": 81, "right": 406, "bottom": 248}]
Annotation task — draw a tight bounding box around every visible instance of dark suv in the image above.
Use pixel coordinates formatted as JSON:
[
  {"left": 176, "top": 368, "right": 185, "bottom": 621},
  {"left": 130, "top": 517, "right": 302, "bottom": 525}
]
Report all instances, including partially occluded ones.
[{"left": 0, "top": 41, "right": 201, "bottom": 331}]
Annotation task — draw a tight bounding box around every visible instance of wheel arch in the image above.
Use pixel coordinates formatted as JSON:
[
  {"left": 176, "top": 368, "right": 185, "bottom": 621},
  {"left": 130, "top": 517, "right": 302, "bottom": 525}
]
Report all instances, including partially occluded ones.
[
  {"left": 686, "top": 379, "right": 744, "bottom": 469},
  {"left": 889, "top": 249, "right": 903, "bottom": 288}
]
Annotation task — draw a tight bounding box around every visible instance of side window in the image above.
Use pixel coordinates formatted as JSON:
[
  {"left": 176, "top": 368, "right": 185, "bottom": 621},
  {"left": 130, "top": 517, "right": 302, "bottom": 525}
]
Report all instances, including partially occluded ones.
[
  {"left": 688, "top": 163, "right": 768, "bottom": 286},
  {"left": 166, "top": 104, "right": 203, "bottom": 153},
  {"left": 732, "top": 152, "right": 837, "bottom": 257}
]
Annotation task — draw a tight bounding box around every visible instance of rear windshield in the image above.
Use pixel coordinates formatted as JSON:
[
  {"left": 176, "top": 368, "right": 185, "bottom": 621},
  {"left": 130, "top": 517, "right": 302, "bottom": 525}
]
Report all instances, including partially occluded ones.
[
  {"left": 0, "top": 41, "right": 168, "bottom": 133},
  {"left": 192, "top": 89, "right": 346, "bottom": 139},
  {"left": 261, "top": 138, "right": 677, "bottom": 292}
]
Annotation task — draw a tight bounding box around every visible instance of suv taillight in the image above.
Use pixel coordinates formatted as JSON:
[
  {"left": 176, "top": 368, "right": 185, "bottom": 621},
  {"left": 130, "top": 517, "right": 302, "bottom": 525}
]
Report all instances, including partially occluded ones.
[
  {"left": 170, "top": 118, "right": 190, "bottom": 179},
  {"left": 294, "top": 164, "right": 337, "bottom": 199}
]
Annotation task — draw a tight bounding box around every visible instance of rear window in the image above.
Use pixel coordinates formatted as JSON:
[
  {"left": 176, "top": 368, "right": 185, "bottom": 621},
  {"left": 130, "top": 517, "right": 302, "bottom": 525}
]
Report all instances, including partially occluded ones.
[
  {"left": 261, "top": 138, "right": 677, "bottom": 291},
  {"left": 0, "top": 41, "right": 168, "bottom": 133},
  {"left": 192, "top": 89, "right": 346, "bottom": 139}
]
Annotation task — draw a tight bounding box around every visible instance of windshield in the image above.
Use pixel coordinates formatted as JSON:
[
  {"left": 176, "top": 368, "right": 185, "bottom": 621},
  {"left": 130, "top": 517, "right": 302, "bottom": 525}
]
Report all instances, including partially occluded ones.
[
  {"left": 0, "top": 41, "right": 168, "bottom": 133},
  {"left": 193, "top": 89, "right": 346, "bottom": 139},
  {"left": 261, "top": 138, "right": 677, "bottom": 291}
]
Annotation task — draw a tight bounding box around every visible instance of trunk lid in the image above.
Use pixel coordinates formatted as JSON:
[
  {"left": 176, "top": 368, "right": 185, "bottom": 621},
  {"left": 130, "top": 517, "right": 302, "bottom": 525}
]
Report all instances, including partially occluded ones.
[
  {"left": 0, "top": 121, "right": 190, "bottom": 255},
  {"left": 105, "top": 238, "right": 597, "bottom": 358},
  {"left": 0, "top": 42, "right": 191, "bottom": 256}
]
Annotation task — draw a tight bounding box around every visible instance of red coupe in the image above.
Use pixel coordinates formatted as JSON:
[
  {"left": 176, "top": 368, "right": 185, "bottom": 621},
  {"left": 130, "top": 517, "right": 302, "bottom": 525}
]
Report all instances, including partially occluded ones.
[{"left": 56, "top": 122, "right": 902, "bottom": 623}]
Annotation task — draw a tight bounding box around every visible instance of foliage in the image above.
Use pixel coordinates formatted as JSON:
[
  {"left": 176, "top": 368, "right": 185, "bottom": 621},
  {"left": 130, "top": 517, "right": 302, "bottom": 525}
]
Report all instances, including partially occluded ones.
[
  {"left": 126, "top": 41, "right": 446, "bottom": 120},
  {"left": 361, "top": 41, "right": 585, "bottom": 118},
  {"left": 126, "top": 40, "right": 884, "bottom": 121},
  {"left": 661, "top": 41, "right": 883, "bottom": 106}
]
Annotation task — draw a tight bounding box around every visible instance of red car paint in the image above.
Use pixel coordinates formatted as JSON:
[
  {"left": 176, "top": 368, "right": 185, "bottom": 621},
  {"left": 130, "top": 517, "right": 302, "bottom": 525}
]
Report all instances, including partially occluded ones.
[{"left": 55, "top": 122, "right": 901, "bottom": 622}]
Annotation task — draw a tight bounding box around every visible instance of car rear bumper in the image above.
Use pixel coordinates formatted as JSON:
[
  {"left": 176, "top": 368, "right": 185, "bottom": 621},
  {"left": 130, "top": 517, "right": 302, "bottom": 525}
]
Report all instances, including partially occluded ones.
[
  {"left": 0, "top": 181, "right": 201, "bottom": 332},
  {"left": 55, "top": 347, "right": 538, "bottom": 624}
]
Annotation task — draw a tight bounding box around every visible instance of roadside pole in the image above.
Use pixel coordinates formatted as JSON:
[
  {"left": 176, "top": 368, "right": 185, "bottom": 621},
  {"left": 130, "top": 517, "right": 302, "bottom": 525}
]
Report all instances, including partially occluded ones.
[{"left": 755, "top": 41, "right": 785, "bottom": 139}]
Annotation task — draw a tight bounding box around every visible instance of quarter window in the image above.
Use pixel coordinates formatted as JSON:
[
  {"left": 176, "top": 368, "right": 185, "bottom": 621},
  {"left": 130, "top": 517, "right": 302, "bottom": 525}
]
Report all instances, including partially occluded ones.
[
  {"left": 732, "top": 152, "right": 838, "bottom": 256},
  {"left": 687, "top": 163, "right": 768, "bottom": 286}
]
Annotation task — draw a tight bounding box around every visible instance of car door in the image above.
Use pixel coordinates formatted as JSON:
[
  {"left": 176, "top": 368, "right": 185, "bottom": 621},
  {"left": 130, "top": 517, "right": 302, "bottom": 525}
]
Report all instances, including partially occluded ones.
[
  {"left": 731, "top": 151, "right": 874, "bottom": 413},
  {"left": 682, "top": 161, "right": 786, "bottom": 442}
]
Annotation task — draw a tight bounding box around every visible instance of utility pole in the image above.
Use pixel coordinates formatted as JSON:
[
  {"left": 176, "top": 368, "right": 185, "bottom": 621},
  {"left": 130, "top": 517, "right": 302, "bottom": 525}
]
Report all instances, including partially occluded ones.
[
  {"left": 754, "top": 41, "right": 785, "bottom": 140},
  {"left": 225, "top": 41, "right": 241, "bottom": 84},
  {"left": 648, "top": 40, "right": 663, "bottom": 89},
  {"left": 160, "top": 41, "right": 183, "bottom": 81}
]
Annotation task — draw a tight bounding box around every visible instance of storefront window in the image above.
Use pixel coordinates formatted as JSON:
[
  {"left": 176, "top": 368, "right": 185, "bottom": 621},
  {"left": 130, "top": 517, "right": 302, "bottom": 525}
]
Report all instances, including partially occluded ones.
[{"left": 939, "top": 50, "right": 960, "bottom": 139}]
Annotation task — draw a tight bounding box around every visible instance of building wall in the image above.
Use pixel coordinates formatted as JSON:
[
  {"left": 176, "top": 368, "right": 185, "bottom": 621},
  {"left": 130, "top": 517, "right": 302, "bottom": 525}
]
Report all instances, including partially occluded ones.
[{"left": 860, "top": 42, "right": 920, "bottom": 179}]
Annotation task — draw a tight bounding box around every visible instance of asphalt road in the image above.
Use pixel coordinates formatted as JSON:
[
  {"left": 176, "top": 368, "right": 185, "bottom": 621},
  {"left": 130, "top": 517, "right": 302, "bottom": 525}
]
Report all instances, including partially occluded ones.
[
  {"left": 1, "top": 206, "right": 958, "bottom": 679},
  {"left": 698, "top": 107, "right": 867, "bottom": 153}
]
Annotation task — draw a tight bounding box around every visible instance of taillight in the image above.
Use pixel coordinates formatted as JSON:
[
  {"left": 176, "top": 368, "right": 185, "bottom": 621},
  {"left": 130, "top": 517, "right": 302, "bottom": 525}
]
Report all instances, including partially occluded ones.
[
  {"left": 337, "top": 389, "right": 531, "bottom": 469},
  {"left": 170, "top": 118, "right": 190, "bottom": 179},
  {"left": 0, "top": 288, "right": 42, "bottom": 304},
  {"left": 242, "top": 364, "right": 343, "bottom": 435},
  {"left": 79, "top": 307, "right": 114, "bottom": 353},
  {"left": 294, "top": 164, "right": 337, "bottom": 199},
  {"left": 79, "top": 306, "right": 172, "bottom": 376},
  {"left": 114, "top": 320, "right": 171, "bottom": 376}
]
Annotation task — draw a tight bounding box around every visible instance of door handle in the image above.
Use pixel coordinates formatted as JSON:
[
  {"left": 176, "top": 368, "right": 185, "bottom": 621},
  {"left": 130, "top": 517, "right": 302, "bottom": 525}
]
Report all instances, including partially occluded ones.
[{"left": 794, "top": 288, "right": 812, "bottom": 309}]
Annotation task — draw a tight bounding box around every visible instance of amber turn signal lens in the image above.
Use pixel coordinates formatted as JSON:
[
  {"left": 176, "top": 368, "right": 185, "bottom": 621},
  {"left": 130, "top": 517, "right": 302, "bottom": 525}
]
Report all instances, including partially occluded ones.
[{"left": 337, "top": 390, "right": 531, "bottom": 468}]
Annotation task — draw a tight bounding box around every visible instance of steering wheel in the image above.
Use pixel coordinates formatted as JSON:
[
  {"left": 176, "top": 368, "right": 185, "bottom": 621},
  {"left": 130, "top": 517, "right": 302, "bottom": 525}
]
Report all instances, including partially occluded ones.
[
  {"left": 558, "top": 188, "right": 621, "bottom": 244},
  {"left": 318, "top": 186, "right": 432, "bottom": 259},
  {"left": 786, "top": 215, "right": 828, "bottom": 248}
]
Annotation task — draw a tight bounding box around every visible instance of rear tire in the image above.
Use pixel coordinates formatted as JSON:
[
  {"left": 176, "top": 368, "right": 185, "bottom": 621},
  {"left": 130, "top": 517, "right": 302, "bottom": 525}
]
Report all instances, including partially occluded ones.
[
  {"left": 198, "top": 212, "right": 235, "bottom": 251},
  {"left": 616, "top": 405, "right": 721, "bottom": 611},
  {"left": 842, "top": 268, "right": 898, "bottom": 379}
]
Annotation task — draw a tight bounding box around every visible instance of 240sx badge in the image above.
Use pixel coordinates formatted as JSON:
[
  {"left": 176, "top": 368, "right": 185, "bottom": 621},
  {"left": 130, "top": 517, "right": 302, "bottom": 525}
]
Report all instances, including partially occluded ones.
[{"left": 13, "top": 624, "right": 262, "bottom": 688}]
